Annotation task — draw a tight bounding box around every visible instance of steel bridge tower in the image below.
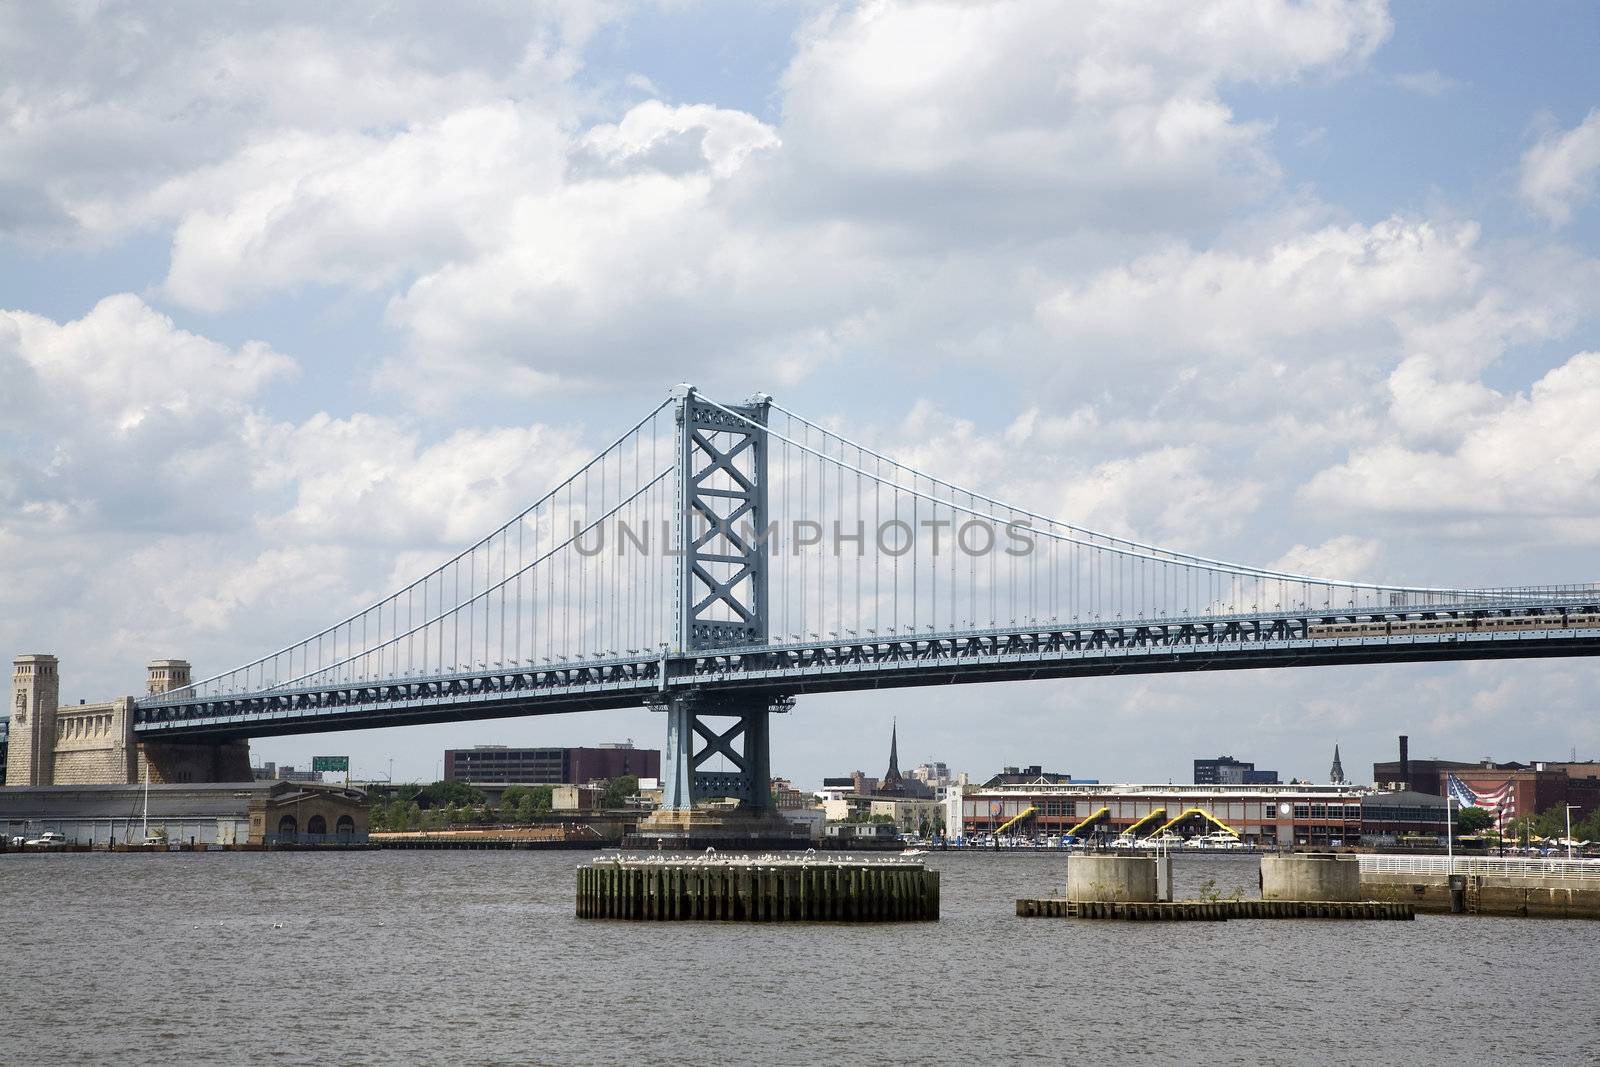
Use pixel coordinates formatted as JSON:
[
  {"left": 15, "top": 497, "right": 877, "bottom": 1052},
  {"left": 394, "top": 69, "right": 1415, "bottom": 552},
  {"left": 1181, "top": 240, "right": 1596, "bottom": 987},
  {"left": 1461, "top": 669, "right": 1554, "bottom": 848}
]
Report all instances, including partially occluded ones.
[{"left": 657, "top": 386, "right": 788, "bottom": 812}]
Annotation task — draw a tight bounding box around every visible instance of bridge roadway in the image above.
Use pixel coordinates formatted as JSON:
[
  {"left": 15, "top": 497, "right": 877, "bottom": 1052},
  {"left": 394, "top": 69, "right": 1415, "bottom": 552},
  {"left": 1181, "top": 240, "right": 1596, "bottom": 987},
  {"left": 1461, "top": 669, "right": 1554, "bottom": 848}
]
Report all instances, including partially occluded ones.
[{"left": 134, "top": 600, "right": 1600, "bottom": 740}]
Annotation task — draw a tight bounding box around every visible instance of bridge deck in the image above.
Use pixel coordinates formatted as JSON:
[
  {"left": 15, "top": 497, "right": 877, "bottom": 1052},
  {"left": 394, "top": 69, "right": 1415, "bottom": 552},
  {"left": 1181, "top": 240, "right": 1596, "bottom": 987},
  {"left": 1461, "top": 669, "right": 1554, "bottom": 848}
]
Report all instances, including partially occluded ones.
[{"left": 134, "top": 612, "right": 1600, "bottom": 740}]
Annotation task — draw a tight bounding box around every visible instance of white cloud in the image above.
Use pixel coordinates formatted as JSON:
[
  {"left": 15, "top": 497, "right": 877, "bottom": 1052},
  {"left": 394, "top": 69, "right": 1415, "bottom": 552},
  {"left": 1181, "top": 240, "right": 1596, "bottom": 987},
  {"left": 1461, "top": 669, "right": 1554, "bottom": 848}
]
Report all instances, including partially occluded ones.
[
  {"left": 1302, "top": 352, "right": 1600, "bottom": 537},
  {"left": 1519, "top": 109, "right": 1600, "bottom": 226},
  {"left": 156, "top": 103, "right": 572, "bottom": 312},
  {"left": 1269, "top": 534, "right": 1382, "bottom": 581},
  {"left": 4, "top": 0, "right": 1400, "bottom": 404},
  {"left": 776, "top": 0, "right": 1389, "bottom": 231},
  {"left": 0, "top": 4, "right": 618, "bottom": 243},
  {"left": 1041, "top": 218, "right": 1482, "bottom": 361}
]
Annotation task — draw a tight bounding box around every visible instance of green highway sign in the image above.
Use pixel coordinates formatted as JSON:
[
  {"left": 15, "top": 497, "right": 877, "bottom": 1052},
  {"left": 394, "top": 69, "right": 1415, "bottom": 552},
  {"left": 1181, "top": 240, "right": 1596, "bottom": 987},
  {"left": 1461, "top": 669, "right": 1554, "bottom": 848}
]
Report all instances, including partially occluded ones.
[{"left": 312, "top": 756, "right": 350, "bottom": 773}]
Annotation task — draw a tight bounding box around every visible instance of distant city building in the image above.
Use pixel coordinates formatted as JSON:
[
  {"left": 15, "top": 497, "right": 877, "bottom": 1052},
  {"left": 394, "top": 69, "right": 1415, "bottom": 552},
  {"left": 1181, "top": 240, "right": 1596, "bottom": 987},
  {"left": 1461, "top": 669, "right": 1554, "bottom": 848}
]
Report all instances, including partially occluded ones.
[
  {"left": 823, "top": 822, "right": 899, "bottom": 843},
  {"left": 769, "top": 777, "right": 810, "bottom": 809},
  {"left": 822, "top": 793, "right": 941, "bottom": 835},
  {"left": 1329, "top": 744, "right": 1346, "bottom": 785},
  {"left": 1373, "top": 735, "right": 1600, "bottom": 824},
  {"left": 961, "top": 781, "right": 1366, "bottom": 846},
  {"left": 818, "top": 776, "right": 857, "bottom": 802},
  {"left": 1359, "top": 790, "right": 1449, "bottom": 844},
  {"left": 251, "top": 762, "right": 323, "bottom": 783},
  {"left": 982, "top": 765, "right": 1072, "bottom": 787},
  {"left": 910, "top": 761, "right": 951, "bottom": 787},
  {"left": 1372, "top": 735, "right": 1475, "bottom": 794},
  {"left": 1194, "top": 756, "right": 1279, "bottom": 786},
  {"left": 443, "top": 743, "right": 660, "bottom": 785}
]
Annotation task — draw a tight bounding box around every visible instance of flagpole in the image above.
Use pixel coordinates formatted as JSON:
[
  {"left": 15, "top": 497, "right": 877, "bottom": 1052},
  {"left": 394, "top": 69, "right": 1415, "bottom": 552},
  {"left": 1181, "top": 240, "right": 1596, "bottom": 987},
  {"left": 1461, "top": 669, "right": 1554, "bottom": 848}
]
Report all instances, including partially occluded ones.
[{"left": 1445, "top": 775, "right": 1454, "bottom": 875}]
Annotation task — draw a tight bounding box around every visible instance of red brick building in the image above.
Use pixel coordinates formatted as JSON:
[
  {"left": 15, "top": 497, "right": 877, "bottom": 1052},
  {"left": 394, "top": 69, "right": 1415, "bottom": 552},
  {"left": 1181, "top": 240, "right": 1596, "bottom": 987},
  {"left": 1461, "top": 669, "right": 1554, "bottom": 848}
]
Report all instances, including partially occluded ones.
[{"left": 444, "top": 743, "right": 659, "bottom": 785}]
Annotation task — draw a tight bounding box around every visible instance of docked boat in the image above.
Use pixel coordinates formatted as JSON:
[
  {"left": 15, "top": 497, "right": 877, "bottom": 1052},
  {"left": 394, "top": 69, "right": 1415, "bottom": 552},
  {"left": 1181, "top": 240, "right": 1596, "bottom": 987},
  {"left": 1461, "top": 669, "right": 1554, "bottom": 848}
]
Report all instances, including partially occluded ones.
[{"left": 1184, "top": 830, "right": 1245, "bottom": 850}]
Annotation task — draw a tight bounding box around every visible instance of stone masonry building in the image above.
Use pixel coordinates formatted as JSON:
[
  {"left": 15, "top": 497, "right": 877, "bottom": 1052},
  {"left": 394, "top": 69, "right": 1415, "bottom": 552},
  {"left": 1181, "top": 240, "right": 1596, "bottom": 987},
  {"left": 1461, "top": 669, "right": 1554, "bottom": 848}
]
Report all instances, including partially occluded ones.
[{"left": 6, "top": 653, "right": 250, "bottom": 787}]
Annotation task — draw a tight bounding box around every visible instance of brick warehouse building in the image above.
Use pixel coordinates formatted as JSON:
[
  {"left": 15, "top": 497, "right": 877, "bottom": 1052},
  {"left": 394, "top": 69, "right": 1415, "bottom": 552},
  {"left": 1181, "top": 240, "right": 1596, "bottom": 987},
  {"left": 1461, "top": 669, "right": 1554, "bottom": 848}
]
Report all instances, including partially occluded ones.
[
  {"left": 444, "top": 742, "right": 660, "bottom": 786},
  {"left": 1442, "top": 764, "right": 1600, "bottom": 826},
  {"left": 1372, "top": 736, "right": 1600, "bottom": 824}
]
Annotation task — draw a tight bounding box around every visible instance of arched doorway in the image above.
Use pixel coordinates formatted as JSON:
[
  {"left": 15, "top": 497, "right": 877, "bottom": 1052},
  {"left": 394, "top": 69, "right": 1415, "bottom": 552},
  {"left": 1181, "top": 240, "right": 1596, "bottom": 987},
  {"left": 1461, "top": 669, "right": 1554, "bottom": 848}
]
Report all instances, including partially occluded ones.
[
  {"left": 336, "top": 815, "right": 355, "bottom": 842},
  {"left": 307, "top": 814, "right": 327, "bottom": 837},
  {"left": 277, "top": 814, "right": 298, "bottom": 842}
]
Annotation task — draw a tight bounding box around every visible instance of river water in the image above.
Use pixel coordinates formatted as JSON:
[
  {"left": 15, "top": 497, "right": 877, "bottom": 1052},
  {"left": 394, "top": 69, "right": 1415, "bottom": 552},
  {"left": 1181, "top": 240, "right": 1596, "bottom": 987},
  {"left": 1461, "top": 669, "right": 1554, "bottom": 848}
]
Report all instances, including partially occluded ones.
[{"left": 3, "top": 850, "right": 1596, "bottom": 1065}]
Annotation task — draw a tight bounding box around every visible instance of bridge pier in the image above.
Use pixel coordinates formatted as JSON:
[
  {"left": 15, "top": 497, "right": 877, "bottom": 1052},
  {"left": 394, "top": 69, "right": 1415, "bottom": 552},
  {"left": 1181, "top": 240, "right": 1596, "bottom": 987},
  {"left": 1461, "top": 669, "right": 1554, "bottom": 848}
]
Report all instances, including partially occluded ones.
[
  {"left": 657, "top": 690, "right": 791, "bottom": 811},
  {"left": 632, "top": 690, "right": 805, "bottom": 849}
]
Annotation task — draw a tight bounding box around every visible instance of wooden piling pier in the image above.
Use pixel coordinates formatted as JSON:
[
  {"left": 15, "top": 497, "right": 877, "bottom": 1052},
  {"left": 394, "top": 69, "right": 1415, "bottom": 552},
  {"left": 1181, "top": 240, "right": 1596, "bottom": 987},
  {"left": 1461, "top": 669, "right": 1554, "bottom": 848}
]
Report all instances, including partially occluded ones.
[
  {"left": 577, "top": 858, "right": 939, "bottom": 921},
  {"left": 1015, "top": 898, "right": 1414, "bottom": 921}
]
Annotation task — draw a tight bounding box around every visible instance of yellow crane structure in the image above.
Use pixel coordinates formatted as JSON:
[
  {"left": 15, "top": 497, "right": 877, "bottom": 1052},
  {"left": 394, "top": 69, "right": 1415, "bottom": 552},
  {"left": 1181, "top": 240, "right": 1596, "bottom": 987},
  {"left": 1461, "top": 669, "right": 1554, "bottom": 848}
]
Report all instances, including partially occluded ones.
[
  {"left": 994, "top": 805, "right": 1037, "bottom": 835},
  {"left": 1149, "top": 807, "right": 1240, "bottom": 838},
  {"left": 1066, "top": 806, "right": 1110, "bottom": 837},
  {"left": 1120, "top": 809, "right": 1166, "bottom": 838}
]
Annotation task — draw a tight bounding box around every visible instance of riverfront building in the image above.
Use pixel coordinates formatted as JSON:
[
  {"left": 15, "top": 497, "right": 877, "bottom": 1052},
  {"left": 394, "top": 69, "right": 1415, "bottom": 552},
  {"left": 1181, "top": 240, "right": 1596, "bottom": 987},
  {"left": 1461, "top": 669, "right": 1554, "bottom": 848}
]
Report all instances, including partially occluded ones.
[
  {"left": 0, "top": 779, "right": 369, "bottom": 846},
  {"left": 1371, "top": 736, "right": 1600, "bottom": 821},
  {"left": 443, "top": 742, "right": 660, "bottom": 786},
  {"left": 960, "top": 781, "right": 1368, "bottom": 847}
]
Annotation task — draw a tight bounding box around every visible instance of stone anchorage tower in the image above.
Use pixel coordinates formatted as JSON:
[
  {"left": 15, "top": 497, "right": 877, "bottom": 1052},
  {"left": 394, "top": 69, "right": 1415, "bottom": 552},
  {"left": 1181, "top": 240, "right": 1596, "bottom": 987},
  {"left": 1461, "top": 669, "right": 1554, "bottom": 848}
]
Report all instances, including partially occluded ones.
[
  {"left": 137, "top": 658, "right": 254, "bottom": 784},
  {"left": 8, "top": 654, "right": 61, "bottom": 786}
]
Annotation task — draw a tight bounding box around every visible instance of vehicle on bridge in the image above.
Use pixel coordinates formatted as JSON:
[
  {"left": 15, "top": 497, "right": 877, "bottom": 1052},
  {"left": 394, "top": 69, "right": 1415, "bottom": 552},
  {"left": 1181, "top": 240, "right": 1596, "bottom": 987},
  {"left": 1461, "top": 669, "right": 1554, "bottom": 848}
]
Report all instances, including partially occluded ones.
[{"left": 1308, "top": 612, "right": 1600, "bottom": 639}]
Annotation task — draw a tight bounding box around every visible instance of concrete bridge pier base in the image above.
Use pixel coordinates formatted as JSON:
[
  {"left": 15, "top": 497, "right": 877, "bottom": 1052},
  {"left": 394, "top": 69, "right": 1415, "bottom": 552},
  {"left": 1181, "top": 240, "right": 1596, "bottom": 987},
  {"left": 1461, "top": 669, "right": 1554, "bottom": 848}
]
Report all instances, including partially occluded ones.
[
  {"left": 1066, "top": 854, "right": 1165, "bottom": 902},
  {"left": 1261, "top": 853, "right": 1362, "bottom": 902},
  {"left": 635, "top": 690, "right": 804, "bottom": 850}
]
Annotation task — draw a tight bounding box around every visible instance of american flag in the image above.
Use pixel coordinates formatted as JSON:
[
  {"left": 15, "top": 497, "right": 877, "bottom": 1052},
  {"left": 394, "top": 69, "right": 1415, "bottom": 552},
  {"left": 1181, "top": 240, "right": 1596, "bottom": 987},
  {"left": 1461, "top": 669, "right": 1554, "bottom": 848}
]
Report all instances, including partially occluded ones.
[{"left": 1447, "top": 774, "right": 1518, "bottom": 824}]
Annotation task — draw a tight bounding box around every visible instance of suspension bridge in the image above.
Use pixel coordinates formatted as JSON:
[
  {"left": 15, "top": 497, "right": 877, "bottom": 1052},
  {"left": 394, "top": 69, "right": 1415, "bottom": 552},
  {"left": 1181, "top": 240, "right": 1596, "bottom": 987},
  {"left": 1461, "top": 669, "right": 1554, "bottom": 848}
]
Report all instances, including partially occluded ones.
[{"left": 134, "top": 386, "right": 1600, "bottom": 810}]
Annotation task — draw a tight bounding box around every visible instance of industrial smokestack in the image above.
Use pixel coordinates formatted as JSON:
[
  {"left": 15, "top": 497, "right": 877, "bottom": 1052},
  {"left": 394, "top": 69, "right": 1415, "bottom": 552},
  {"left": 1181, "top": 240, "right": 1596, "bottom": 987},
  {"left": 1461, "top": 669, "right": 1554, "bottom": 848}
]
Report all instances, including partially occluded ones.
[{"left": 1399, "top": 735, "right": 1410, "bottom": 781}]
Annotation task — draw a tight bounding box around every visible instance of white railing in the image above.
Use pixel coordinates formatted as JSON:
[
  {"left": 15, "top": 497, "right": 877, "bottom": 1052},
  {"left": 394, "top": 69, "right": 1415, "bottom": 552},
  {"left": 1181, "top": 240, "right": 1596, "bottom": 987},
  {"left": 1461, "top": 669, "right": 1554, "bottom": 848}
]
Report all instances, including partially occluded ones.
[{"left": 1360, "top": 854, "right": 1600, "bottom": 881}]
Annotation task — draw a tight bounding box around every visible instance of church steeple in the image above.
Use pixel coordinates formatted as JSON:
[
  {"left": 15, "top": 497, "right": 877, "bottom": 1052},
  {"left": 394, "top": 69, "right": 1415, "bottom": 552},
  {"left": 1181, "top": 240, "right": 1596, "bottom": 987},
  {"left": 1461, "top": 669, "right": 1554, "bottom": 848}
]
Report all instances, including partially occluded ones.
[
  {"left": 881, "top": 719, "right": 904, "bottom": 791},
  {"left": 1329, "top": 743, "right": 1345, "bottom": 785}
]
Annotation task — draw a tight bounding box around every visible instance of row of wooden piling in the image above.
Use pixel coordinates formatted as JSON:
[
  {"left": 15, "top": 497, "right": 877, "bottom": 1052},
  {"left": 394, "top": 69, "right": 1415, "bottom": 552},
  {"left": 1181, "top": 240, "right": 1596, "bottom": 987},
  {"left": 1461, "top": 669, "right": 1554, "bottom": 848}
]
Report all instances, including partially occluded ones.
[
  {"left": 577, "top": 862, "right": 940, "bottom": 921},
  {"left": 1016, "top": 898, "right": 1415, "bottom": 921}
]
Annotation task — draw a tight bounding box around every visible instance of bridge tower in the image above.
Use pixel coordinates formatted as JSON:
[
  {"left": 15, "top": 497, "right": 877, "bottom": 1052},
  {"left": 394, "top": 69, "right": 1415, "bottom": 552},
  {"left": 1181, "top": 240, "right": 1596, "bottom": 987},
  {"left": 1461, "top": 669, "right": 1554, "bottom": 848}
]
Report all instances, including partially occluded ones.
[
  {"left": 7, "top": 654, "right": 60, "bottom": 786},
  {"left": 658, "top": 385, "right": 786, "bottom": 813}
]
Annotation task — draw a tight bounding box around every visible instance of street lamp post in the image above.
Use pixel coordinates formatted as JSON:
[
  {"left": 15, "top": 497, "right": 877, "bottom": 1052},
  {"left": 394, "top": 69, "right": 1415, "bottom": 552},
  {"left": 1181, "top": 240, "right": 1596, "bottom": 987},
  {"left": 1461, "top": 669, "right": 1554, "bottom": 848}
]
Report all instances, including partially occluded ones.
[{"left": 1565, "top": 805, "right": 1580, "bottom": 861}]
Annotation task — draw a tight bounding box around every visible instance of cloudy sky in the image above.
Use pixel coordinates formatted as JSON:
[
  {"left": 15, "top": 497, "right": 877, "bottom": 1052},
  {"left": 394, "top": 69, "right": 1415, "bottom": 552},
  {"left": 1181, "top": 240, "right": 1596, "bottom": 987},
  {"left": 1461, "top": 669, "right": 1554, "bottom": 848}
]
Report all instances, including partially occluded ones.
[{"left": 3, "top": 0, "right": 1599, "bottom": 787}]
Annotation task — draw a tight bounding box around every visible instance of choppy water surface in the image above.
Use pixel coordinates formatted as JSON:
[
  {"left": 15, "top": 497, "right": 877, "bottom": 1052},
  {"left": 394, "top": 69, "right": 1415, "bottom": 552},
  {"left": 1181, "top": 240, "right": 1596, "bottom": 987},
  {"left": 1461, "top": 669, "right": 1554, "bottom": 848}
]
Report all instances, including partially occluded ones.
[{"left": 3, "top": 850, "right": 1597, "bottom": 1065}]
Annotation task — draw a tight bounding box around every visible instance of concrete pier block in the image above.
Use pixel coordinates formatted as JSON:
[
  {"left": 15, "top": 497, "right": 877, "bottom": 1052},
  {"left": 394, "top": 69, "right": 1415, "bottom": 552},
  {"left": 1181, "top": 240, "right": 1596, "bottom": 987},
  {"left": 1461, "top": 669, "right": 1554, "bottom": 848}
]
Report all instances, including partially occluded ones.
[
  {"left": 1066, "top": 854, "right": 1160, "bottom": 902},
  {"left": 1261, "top": 853, "right": 1362, "bottom": 902}
]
